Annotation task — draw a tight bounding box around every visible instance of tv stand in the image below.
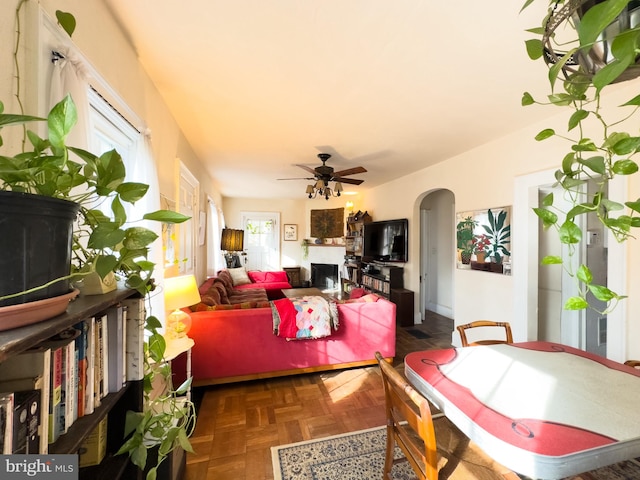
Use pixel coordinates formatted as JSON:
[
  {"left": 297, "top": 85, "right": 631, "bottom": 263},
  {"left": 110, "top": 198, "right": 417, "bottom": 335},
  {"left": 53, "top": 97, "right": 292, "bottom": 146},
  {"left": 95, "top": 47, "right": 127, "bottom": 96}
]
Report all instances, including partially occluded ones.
[{"left": 361, "top": 262, "right": 403, "bottom": 297}]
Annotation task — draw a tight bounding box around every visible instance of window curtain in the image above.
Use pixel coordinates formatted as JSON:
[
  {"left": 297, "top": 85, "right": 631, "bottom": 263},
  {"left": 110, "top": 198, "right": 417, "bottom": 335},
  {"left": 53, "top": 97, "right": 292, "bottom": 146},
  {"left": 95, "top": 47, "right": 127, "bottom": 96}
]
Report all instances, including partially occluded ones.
[
  {"left": 131, "top": 129, "right": 165, "bottom": 321},
  {"left": 48, "top": 48, "right": 90, "bottom": 150}
]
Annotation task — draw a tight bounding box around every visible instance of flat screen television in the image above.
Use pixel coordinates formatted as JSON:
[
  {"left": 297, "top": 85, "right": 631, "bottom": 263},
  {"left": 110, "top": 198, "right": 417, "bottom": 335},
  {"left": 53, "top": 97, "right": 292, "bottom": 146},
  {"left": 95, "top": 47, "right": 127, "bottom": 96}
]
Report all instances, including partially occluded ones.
[{"left": 362, "top": 218, "right": 408, "bottom": 263}]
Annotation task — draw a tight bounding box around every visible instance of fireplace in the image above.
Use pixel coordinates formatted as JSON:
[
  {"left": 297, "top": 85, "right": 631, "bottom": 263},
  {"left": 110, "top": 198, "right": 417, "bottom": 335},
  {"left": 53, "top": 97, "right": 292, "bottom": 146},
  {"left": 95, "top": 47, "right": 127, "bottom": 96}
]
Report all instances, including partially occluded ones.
[{"left": 311, "top": 263, "right": 339, "bottom": 291}]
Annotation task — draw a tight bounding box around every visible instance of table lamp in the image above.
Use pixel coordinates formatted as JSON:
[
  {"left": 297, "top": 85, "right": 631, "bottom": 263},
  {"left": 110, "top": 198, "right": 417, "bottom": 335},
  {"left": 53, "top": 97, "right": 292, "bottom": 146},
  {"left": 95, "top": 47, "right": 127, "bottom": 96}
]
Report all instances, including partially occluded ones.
[
  {"left": 220, "top": 227, "right": 244, "bottom": 268},
  {"left": 164, "top": 274, "right": 201, "bottom": 340}
]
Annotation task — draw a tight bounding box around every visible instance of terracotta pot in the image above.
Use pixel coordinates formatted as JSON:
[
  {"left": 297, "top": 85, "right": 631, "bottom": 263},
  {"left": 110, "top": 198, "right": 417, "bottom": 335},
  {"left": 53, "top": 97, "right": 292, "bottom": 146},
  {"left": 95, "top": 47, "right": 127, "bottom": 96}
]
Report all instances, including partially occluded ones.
[{"left": 475, "top": 252, "right": 486, "bottom": 263}]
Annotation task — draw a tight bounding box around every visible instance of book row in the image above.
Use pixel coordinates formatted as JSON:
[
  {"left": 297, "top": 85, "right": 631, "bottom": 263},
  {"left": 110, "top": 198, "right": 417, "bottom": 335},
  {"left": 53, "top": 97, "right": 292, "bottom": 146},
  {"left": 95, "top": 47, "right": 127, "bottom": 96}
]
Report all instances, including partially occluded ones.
[{"left": 0, "top": 298, "right": 145, "bottom": 455}]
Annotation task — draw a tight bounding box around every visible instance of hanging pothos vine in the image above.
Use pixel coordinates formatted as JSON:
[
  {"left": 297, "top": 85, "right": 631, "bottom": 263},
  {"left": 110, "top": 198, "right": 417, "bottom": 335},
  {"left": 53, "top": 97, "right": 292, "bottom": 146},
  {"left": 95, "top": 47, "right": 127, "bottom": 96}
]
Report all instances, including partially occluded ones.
[{"left": 521, "top": 0, "right": 640, "bottom": 313}]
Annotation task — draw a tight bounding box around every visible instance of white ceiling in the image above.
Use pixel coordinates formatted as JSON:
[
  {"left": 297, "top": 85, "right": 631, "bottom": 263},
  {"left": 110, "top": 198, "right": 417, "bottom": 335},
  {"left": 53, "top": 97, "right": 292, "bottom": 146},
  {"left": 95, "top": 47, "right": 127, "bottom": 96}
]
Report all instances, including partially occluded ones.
[{"left": 104, "top": 0, "right": 553, "bottom": 199}]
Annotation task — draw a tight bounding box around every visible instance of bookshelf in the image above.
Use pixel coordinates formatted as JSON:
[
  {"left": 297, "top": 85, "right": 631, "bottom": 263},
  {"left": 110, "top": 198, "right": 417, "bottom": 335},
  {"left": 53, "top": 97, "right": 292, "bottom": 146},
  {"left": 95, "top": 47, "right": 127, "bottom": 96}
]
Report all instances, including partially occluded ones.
[
  {"left": 0, "top": 288, "right": 144, "bottom": 479},
  {"left": 361, "top": 263, "right": 404, "bottom": 298}
]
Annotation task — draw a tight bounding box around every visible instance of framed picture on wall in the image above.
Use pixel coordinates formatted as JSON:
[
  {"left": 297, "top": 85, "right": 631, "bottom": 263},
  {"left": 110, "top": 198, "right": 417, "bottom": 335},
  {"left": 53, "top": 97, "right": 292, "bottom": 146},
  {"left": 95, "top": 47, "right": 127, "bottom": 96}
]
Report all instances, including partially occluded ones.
[{"left": 284, "top": 224, "right": 297, "bottom": 241}]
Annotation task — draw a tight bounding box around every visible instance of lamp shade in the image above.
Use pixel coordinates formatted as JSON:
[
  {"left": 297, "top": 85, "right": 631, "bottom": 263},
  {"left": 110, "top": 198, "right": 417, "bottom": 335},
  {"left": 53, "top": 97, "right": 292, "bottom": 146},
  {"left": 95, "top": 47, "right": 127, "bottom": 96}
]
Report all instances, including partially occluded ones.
[
  {"left": 220, "top": 228, "right": 244, "bottom": 252},
  {"left": 164, "top": 274, "right": 201, "bottom": 312}
]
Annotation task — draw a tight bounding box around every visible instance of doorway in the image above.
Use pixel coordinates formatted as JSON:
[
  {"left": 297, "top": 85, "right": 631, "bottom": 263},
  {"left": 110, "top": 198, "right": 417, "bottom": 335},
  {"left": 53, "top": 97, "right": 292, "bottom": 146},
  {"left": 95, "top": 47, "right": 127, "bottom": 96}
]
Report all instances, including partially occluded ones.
[
  {"left": 241, "top": 212, "right": 281, "bottom": 271},
  {"left": 513, "top": 170, "right": 625, "bottom": 360},
  {"left": 419, "top": 189, "right": 455, "bottom": 321}
]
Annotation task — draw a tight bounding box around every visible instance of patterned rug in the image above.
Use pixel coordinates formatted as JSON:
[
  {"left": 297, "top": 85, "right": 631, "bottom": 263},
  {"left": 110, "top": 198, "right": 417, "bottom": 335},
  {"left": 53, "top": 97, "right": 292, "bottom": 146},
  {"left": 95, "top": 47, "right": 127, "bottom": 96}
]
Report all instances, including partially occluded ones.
[{"left": 272, "top": 426, "right": 640, "bottom": 480}]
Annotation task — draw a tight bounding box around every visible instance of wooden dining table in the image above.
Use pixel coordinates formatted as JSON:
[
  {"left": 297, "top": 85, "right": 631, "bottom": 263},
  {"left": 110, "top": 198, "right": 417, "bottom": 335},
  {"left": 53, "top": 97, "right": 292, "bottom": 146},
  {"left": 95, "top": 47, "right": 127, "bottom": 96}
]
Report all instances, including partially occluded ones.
[{"left": 404, "top": 341, "right": 640, "bottom": 480}]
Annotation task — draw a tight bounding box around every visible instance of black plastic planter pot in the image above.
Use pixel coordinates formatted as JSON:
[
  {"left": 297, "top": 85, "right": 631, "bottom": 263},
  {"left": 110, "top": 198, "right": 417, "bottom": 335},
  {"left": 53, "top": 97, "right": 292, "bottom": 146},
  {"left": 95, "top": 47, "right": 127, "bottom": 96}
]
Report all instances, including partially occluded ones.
[{"left": 0, "top": 191, "right": 80, "bottom": 307}]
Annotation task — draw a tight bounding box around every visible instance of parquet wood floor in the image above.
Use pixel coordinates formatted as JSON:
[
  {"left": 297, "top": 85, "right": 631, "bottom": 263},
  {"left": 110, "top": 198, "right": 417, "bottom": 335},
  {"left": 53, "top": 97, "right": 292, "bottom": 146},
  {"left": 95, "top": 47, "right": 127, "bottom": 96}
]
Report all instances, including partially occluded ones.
[{"left": 184, "top": 311, "right": 454, "bottom": 480}]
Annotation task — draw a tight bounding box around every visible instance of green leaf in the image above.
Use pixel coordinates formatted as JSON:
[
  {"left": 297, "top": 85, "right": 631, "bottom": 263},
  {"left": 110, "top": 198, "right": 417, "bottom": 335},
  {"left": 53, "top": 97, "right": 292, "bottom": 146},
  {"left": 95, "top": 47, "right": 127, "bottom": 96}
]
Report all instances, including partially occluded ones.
[
  {"left": 535, "top": 128, "right": 555, "bottom": 141},
  {"left": 589, "top": 284, "right": 616, "bottom": 302},
  {"left": 111, "top": 196, "right": 126, "bottom": 227},
  {"left": 548, "top": 93, "right": 573, "bottom": 106},
  {"left": 88, "top": 223, "right": 126, "bottom": 249},
  {"left": 178, "top": 429, "right": 195, "bottom": 453},
  {"left": 561, "top": 152, "right": 576, "bottom": 174},
  {"left": 147, "top": 332, "right": 166, "bottom": 362},
  {"left": 558, "top": 220, "right": 582, "bottom": 244},
  {"left": 578, "top": 156, "right": 606, "bottom": 174},
  {"left": 533, "top": 207, "right": 558, "bottom": 228},
  {"left": 572, "top": 138, "right": 597, "bottom": 152},
  {"left": 564, "top": 296, "right": 589, "bottom": 310},
  {"left": 626, "top": 199, "right": 640, "bottom": 213},
  {"left": 48, "top": 95, "right": 77, "bottom": 149},
  {"left": 522, "top": 92, "right": 535, "bottom": 106},
  {"left": 520, "top": 0, "right": 535, "bottom": 12},
  {"left": 0, "top": 113, "right": 45, "bottom": 128},
  {"left": 541, "top": 192, "right": 554, "bottom": 207},
  {"left": 541, "top": 255, "right": 562, "bottom": 265},
  {"left": 525, "top": 39, "right": 543, "bottom": 60},
  {"left": 95, "top": 255, "right": 118, "bottom": 278},
  {"left": 123, "top": 226, "right": 158, "bottom": 250},
  {"left": 601, "top": 198, "right": 624, "bottom": 211},
  {"left": 567, "top": 203, "right": 594, "bottom": 219},
  {"left": 593, "top": 58, "right": 631, "bottom": 90},
  {"left": 145, "top": 315, "right": 163, "bottom": 331},
  {"left": 577, "top": 264, "right": 593, "bottom": 284},
  {"left": 548, "top": 49, "right": 579, "bottom": 90},
  {"left": 621, "top": 94, "right": 640, "bottom": 107},
  {"left": 611, "top": 137, "right": 640, "bottom": 155},
  {"left": 577, "top": 0, "right": 630, "bottom": 49},
  {"left": 55, "top": 10, "right": 76, "bottom": 37},
  {"left": 568, "top": 109, "right": 589, "bottom": 130},
  {"left": 117, "top": 182, "right": 149, "bottom": 203},
  {"left": 612, "top": 159, "right": 639, "bottom": 175},
  {"left": 144, "top": 210, "right": 191, "bottom": 224}
]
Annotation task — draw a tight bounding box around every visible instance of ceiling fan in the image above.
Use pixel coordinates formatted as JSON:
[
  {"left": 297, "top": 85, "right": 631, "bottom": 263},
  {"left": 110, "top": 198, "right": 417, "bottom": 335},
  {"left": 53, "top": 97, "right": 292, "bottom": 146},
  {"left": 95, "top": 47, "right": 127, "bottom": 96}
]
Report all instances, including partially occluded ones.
[{"left": 278, "top": 153, "right": 367, "bottom": 185}]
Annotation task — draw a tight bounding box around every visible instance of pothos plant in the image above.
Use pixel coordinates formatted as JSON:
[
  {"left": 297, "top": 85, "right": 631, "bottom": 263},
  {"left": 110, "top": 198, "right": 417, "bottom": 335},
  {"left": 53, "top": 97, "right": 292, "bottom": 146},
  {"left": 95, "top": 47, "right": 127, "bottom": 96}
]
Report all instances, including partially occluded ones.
[
  {"left": 521, "top": 0, "right": 640, "bottom": 313},
  {"left": 6, "top": 8, "right": 196, "bottom": 479}
]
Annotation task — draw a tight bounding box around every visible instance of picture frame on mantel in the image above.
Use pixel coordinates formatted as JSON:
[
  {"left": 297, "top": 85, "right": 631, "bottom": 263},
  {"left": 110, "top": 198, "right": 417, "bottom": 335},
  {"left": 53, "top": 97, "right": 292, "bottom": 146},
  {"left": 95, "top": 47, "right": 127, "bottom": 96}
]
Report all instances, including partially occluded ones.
[{"left": 284, "top": 224, "right": 297, "bottom": 241}]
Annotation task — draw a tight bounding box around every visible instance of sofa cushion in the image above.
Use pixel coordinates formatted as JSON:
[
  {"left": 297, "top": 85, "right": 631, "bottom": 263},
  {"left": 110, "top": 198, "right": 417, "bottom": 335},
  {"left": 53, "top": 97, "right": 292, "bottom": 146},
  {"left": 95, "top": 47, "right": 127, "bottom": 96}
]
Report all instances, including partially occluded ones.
[
  {"left": 198, "top": 277, "right": 215, "bottom": 296},
  {"left": 228, "top": 267, "right": 251, "bottom": 286},
  {"left": 344, "top": 293, "right": 380, "bottom": 303},
  {"left": 247, "top": 270, "right": 289, "bottom": 283},
  {"left": 228, "top": 288, "right": 269, "bottom": 304}
]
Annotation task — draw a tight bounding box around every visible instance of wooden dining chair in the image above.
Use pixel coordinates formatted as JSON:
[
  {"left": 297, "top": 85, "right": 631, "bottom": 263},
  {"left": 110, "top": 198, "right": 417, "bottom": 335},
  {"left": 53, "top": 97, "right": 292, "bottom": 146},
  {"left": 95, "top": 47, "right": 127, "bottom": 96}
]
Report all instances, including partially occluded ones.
[
  {"left": 375, "top": 351, "right": 442, "bottom": 480},
  {"left": 457, "top": 320, "right": 513, "bottom": 347}
]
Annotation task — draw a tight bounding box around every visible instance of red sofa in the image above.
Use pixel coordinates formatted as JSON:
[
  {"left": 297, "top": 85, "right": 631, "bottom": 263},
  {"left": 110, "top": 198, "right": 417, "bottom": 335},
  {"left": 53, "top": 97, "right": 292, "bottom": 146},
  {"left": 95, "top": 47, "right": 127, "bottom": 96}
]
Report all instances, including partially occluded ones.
[{"left": 173, "top": 295, "right": 396, "bottom": 386}]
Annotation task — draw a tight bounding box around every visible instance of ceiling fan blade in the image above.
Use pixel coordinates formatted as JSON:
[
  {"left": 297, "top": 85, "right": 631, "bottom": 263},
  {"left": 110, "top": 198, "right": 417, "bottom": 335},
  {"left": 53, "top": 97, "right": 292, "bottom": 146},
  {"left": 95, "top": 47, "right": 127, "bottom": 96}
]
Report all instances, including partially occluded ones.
[
  {"left": 277, "top": 177, "right": 315, "bottom": 181},
  {"left": 333, "top": 166, "right": 367, "bottom": 177},
  {"left": 335, "top": 177, "right": 364, "bottom": 185},
  {"left": 295, "top": 164, "right": 317, "bottom": 175}
]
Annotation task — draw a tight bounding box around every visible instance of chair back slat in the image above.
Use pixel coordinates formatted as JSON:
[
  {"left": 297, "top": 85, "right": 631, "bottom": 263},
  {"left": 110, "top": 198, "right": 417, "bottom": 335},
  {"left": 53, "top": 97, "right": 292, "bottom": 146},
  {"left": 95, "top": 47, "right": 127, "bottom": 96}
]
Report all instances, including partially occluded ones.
[
  {"left": 457, "top": 320, "right": 513, "bottom": 347},
  {"left": 376, "top": 351, "right": 438, "bottom": 480}
]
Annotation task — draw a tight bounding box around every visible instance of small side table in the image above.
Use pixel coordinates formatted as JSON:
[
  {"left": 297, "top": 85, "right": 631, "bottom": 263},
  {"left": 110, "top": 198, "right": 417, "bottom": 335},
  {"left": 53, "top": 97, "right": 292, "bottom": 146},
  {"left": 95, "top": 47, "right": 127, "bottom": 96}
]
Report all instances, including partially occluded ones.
[{"left": 283, "top": 266, "right": 302, "bottom": 287}]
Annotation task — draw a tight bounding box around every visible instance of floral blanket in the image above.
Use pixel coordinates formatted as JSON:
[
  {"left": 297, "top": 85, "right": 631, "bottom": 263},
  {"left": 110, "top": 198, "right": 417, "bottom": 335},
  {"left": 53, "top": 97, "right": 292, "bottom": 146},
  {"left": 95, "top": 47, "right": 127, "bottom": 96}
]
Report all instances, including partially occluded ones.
[{"left": 271, "top": 296, "right": 339, "bottom": 340}]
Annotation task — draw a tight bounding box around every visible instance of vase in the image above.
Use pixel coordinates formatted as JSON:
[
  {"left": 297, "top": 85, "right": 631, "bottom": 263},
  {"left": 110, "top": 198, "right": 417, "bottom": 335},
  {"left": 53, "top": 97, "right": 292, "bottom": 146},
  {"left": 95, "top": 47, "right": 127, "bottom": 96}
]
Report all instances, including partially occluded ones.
[{"left": 460, "top": 252, "right": 472, "bottom": 265}]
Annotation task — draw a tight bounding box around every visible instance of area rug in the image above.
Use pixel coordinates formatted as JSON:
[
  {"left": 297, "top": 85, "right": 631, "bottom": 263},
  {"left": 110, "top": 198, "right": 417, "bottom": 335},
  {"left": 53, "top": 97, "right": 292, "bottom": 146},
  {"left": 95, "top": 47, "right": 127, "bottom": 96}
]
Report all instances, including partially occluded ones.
[
  {"left": 404, "top": 328, "right": 431, "bottom": 339},
  {"left": 271, "top": 426, "right": 640, "bottom": 480}
]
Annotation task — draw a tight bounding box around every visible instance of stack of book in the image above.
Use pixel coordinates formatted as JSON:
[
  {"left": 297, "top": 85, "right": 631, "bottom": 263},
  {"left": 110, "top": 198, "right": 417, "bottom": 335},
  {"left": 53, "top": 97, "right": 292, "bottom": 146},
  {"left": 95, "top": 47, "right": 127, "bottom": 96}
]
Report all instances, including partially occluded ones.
[{"left": 0, "top": 300, "right": 145, "bottom": 455}]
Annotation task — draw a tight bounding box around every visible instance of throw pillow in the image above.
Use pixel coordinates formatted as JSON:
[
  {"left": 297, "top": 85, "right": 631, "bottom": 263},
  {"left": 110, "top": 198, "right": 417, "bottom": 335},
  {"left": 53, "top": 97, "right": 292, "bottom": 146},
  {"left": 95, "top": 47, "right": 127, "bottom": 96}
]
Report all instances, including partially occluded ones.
[
  {"left": 349, "top": 288, "right": 366, "bottom": 299},
  {"left": 228, "top": 267, "right": 251, "bottom": 286}
]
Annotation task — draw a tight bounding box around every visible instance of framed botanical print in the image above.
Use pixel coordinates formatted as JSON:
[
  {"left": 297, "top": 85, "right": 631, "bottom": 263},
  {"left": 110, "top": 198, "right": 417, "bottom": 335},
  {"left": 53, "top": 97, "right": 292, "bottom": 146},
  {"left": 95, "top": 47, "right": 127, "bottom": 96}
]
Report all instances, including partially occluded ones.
[{"left": 284, "top": 224, "right": 297, "bottom": 241}]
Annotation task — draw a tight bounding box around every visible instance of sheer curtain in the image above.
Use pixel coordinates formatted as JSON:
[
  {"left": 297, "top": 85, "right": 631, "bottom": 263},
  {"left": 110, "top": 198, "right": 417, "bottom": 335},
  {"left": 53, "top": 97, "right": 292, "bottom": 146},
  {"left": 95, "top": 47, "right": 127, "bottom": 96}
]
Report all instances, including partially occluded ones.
[
  {"left": 48, "top": 47, "right": 166, "bottom": 323},
  {"left": 207, "top": 197, "right": 225, "bottom": 275},
  {"left": 131, "top": 130, "right": 165, "bottom": 320},
  {"left": 48, "top": 48, "right": 90, "bottom": 149}
]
